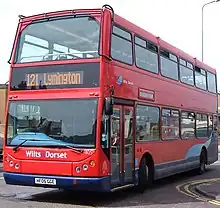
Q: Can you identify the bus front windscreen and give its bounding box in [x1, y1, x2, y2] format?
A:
[6, 99, 97, 148]
[15, 16, 100, 63]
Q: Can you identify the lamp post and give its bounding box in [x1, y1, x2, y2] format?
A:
[202, 0, 220, 61]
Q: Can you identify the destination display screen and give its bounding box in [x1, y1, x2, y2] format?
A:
[10, 62, 100, 90]
[25, 71, 83, 87]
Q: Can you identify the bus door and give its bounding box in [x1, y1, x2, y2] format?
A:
[110, 104, 134, 187]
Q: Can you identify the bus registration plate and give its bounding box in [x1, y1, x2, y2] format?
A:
[34, 178, 56, 185]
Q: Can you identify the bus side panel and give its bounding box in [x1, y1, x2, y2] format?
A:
[153, 136, 217, 179]
[135, 137, 217, 180]
[206, 131, 218, 164]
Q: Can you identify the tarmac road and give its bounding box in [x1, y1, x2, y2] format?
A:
[1, 157, 220, 208]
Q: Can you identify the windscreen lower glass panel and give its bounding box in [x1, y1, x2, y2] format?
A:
[15, 16, 100, 63]
[7, 99, 97, 148]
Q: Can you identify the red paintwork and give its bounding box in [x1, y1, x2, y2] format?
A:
[4, 8, 109, 178]
[8, 88, 100, 100]
[103, 60, 217, 113]
[4, 148, 106, 177]
[101, 12, 217, 168]
[3, 6, 217, 180]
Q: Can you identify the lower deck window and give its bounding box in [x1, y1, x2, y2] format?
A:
[162, 109, 179, 139]
[136, 105, 160, 141]
[181, 112, 195, 139]
[196, 114, 208, 137]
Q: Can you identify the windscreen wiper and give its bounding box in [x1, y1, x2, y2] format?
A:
[13, 138, 84, 154]
[53, 144, 84, 154]
[13, 139, 49, 152]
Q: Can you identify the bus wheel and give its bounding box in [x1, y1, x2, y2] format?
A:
[197, 150, 207, 175]
[136, 157, 152, 193]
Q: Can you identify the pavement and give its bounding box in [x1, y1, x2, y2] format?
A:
[195, 180, 220, 200]
[194, 150, 220, 200]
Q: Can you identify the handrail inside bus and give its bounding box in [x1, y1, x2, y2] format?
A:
[19, 51, 98, 61]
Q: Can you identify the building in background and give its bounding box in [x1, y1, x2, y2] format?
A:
[0, 83, 8, 159]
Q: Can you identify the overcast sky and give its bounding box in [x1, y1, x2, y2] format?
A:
[1, 0, 220, 89]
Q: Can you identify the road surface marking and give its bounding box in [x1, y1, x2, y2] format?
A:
[209, 200, 220, 206]
[176, 178, 220, 206]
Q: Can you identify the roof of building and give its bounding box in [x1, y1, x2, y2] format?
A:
[0, 84, 8, 89]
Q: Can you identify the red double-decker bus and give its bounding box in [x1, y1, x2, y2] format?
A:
[3, 5, 218, 192]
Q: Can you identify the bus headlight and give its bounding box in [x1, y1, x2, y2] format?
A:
[15, 164, 19, 169]
[9, 161, 14, 167]
[82, 164, 88, 171]
[75, 166, 81, 173]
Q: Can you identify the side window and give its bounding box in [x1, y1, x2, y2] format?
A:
[111, 25, 133, 65]
[207, 72, 217, 93]
[160, 49, 178, 80]
[196, 114, 208, 138]
[195, 66, 207, 90]
[179, 58, 194, 86]
[213, 115, 218, 130]
[181, 112, 195, 139]
[134, 36, 158, 73]
[136, 105, 160, 141]
[162, 109, 179, 139]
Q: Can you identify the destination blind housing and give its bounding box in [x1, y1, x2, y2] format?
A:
[10, 62, 100, 90]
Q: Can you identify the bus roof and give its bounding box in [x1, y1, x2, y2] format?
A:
[17, 7, 216, 74]
[18, 8, 102, 23]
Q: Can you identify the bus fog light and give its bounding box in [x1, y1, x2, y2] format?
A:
[9, 161, 14, 167]
[15, 164, 19, 169]
[82, 164, 88, 171]
[76, 166, 81, 173]
[5, 156, 10, 162]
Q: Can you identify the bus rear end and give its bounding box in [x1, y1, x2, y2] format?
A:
[3, 6, 114, 192]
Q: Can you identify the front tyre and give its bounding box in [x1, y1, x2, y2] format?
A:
[136, 157, 152, 192]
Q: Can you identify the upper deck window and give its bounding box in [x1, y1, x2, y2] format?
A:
[111, 25, 133, 65]
[134, 36, 158, 74]
[195, 66, 207, 90]
[179, 58, 194, 86]
[160, 49, 178, 80]
[15, 16, 100, 63]
[207, 71, 217, 93]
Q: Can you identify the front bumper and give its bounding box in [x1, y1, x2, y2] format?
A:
[3, 172, 110, 192]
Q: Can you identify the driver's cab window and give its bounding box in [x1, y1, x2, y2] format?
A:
[111, 108, 120, 146]
[101, 113, 109, 148]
